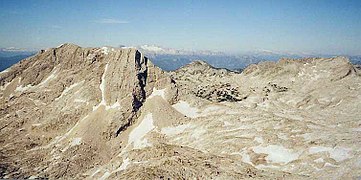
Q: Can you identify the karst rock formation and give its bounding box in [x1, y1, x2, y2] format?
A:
[1, 44, 361, 179]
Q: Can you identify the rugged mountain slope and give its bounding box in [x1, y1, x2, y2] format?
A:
[0, 44, 179, 178]
[1, 45, 360, 179]
[169, 57, 361, 179]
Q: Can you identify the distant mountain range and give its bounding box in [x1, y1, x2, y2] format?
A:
[1, 45, 360, 72]
[138, 45, 361, 71]
[0, 48, 36, 71]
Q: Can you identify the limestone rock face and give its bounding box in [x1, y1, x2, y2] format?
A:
[1, 45, 361, 179]
[0, 44, 177, 178]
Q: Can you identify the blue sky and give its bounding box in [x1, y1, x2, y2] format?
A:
[0, 0, 360, 55]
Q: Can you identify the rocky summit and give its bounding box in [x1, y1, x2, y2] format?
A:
[0, 44, 361, 179]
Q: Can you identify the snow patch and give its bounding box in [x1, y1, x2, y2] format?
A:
[63, 115, 89, 138]
[32, 123, 42, 127]
[117, 158, 130, 171]
[309, 146, 333, 154]
[191, 126, 207, 139]
[314, 158, 324, 163]
[41, 115, 89, 149]
[93, 64, 109, 110]
[74, 98, 87, 103]
[161, 124, 190, 136]
[252, 145, 300, 164]
[100, 64, 108, 105]
[90, 169, 101, 177]
[148, 87, 166, 99]
[38, 68, 58, 86]
[29, 175, 38, 179]
[239, 149, 252, 164]
[15, 84, 34, 92]
[97, 158, 131, 180]
[128, 113, 155, 149]
[172, 101, 200, 118]
[308, 146, 352, 162]
[254, 137, 264, 144]
[101, 47, 110, 55]
[0, 81, 11, 91]
[55, 82, 81, 101]
[324, 162, 338, 168]
[105, 101, 121, 110]
[99, 171, 111, 180]
[70, 137, 82, 147]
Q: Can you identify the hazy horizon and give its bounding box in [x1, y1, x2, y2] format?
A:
[1, 0, 360, 55]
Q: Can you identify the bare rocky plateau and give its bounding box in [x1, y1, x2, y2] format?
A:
[0, 44, 361, 179]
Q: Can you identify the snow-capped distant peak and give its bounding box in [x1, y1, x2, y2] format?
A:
[140, 45, 164, 52]
[260, 49, 274, 53]
[137, 45, 224, 56]
[1, 47, 29, 52]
